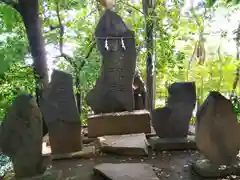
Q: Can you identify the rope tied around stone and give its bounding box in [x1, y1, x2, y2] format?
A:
[95, 36, 133, 51]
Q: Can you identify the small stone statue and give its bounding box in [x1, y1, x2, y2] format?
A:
[133, 68, 146, 110]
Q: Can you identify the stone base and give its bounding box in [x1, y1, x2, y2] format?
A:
[191, 159, 240, 178]
[96, 133, 148, 156]
[50, 145, 97, 161]
[88, 110, 151, 138]
[148, 135, 196, 151]
[48, 122, 82, 154]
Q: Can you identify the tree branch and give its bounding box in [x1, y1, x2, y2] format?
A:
[85, 42, 96, 59]
[56, 2, 64, 55]
[217, 45, 223, 91]
[0, 0, 17, 6]
[118, 0, 144, 14]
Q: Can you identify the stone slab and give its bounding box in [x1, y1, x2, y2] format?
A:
[48, 122, 82, 155]
[146, 126, 195, 138]
[88, 110, 151, 138]
[96, 133, 148, 156]
[191, 159, 240, 178]
[42, 145, 97, 160]
[148, 135, 197, 151]
[93, 163, 159, 180]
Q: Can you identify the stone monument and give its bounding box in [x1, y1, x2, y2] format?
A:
[150, 82, 197, 150]
[192, 91, 240, 178]
[86, 9, 137, 113]
[0, 94, 45, 178]
[86, 9, 151, 137]
[152, 82, 196, 138]
[41, 69, 82, 154]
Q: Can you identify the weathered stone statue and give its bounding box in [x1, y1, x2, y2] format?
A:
[192, 91, 240, 178]
[133, 68, 146, 110]
[152, 82, 196, 138]
[86, 9, 137, 113]
[41, 69, 82, 154]
[0, 94, 45, 179]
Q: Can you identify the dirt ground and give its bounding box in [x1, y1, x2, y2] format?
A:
[3, 146, 239, 180]
[40, 130, 240, 180]
[48, 149, 238, 180]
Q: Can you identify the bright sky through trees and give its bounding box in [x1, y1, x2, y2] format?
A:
[23, 0, 240, 81]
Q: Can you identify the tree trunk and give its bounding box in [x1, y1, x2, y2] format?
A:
[142, 0, 155, 113]
[76, 75, 81, 115]
[14, 0, 49, 136]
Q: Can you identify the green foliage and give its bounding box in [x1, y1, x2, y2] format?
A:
[0, 0, 240, 124]
[0, 4, 28, 74]
[231, 95, 240, 119]
[205, 0, 240, 7]
[0, 62, 35, 120]
[205, 0, 218, 7]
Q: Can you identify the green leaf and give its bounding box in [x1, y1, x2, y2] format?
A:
[232, 0, 240, 5]
[205, 0, 218, 7]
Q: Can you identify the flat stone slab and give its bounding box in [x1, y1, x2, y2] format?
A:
[148, 135, 197, 151]
[88, 110, 151, 138]
[96, 133, 148, 156]
[191, 159, 240, 178]
[93, 163, 159, 180]
[51, 146, 97, 161]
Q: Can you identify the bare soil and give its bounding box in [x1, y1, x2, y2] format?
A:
[4, 146, 239, 180]
[49, 150, 237, 180]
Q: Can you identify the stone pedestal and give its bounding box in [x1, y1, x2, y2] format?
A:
[88, 110, 151, 138]
[148, 135, 196, 151]
[96, 133, 148, 156]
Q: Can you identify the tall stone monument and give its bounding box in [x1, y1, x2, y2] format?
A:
[41, 69, 82, 154]
[86, 9, 137, 113]
[86, 9, 151, 137]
